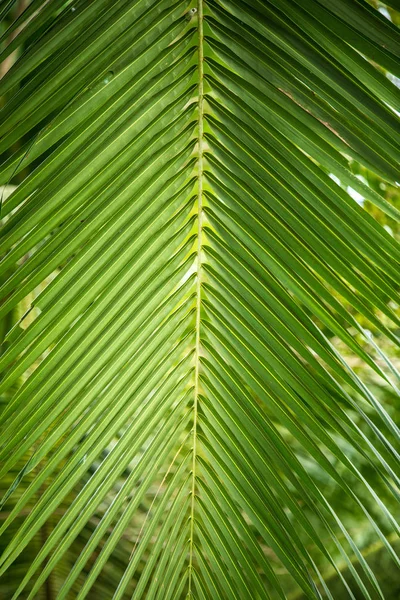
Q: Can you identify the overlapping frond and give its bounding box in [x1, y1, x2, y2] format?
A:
[0, 0, 400, 598]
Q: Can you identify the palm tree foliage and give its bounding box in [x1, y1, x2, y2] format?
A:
[0, 0, 400, 597]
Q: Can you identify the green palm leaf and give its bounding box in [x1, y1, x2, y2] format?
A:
[1, 0, 400, 598]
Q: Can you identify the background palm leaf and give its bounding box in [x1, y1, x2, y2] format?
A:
[1, 0, 400, 598]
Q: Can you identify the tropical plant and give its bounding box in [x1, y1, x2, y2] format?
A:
[0, 0, 400, 598]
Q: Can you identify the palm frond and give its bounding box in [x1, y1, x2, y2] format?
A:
[1, 1, 400, 598]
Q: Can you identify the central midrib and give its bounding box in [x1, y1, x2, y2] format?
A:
[187, 0, 204, 597]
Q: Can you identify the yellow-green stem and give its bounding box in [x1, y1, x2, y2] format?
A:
[187, 1, 203, 597]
